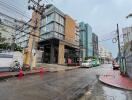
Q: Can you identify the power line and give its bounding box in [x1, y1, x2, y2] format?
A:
[0, 1, 31, 19]
[0, 12, 34, 28]
[0, 21, 45, 40]
[1, 0, 29, 15]
[0, 0, 30, 17]
[99, 30, 116, 39]
[98, 33, 123, 43]
[0, 6, 30, 21]
[98, 38, 112, 42]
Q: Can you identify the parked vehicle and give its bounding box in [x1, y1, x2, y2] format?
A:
[91, 59, 100, 67]
[81, 60, 92, 68]
[9, 60, 21, 72]
[112, 60, 120, 70]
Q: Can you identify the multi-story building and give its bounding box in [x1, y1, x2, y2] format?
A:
[122, 27, 132, 79]
[15, 23, 30, 48]
[38, 5, 79, 64]
[79, 22, 93, 60]
[92, 33, 98, 58]
[0, 19, 14, 45]
[98, 45, 112, 63]
[15, 5, 80, 65]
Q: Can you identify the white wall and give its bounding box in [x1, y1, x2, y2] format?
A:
[0, 52, 23, 68]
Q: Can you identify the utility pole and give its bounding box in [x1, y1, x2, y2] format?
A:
[24, 0, 45, 69]
[117, 24, 122, 73]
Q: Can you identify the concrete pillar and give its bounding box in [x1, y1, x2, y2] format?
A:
[58, 41, 64, 65]
[50, 40, 55, 64]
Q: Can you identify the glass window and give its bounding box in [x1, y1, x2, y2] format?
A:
[54, 32, 58, 37]
[55, 23, 59, 32]
[41, 18, 46, 27]
[47, 13, 54, 23]
[45, 23, 53, 32]
[60, 16, 64, 25]
[41, 26, 46, 34]
[55, 13, 59, 22]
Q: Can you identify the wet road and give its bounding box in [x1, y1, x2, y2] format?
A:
[0, 64, 131, 100]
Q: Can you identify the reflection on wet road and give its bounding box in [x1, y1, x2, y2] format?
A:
[0, 64, 131, 100]
[80, 65, 132, 100]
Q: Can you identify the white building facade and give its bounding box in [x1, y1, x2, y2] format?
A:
[122, 27, 132, 79]
[98, 45, 112, 62]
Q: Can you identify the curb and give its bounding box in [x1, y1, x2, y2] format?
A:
[99, 76, 132, 91]
[0, 73, 17, 80]
[0, 67, 80, 80]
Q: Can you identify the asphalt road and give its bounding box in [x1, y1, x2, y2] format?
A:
[0, 64, 131, 100]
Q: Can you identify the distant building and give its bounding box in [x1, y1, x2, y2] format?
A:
[98, 45, 112, 63]
[122, 27, 132, 79]
[15, 23, 30, 48]
[0, 19, 14, 44]
[92, 33, 98, 58]
[79, 22, 93, 60]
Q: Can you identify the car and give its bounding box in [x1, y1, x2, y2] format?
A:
[112, 60, 120, 70]
[91, 59, 100, 67]
[81, 60, 92, 68]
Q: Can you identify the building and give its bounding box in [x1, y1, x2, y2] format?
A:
[122, 27, 132, 44]
[122, 27, 132, 79]
[14, 5, 79, 65]
[92, 33, 98, 58]
[98, 45, 112, 63]
[38, 5, 79, 64]
[0, 19, 14, 45]
[15, 23, 30, 48]
[79, 22, 93, 60]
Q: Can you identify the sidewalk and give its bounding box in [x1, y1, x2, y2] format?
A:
[99, 70, 132, 90]
[36, 63, 80, 72]
[0, 64, 80, 79]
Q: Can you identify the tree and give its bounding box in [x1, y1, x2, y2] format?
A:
[11, 43, 23, 52]
[0, 32, 6, 43]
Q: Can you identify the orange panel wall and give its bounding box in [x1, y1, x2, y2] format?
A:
[64, 15, 76, 43]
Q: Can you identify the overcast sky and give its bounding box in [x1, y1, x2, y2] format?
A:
[1, 0, 132, 57]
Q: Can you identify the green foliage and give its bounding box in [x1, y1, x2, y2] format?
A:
[10, 43, 23, 52]
[0, 32, 23, 52]
[0, 43, 10, 50]
[0, 43, 23, 52]
[85, 56, 89, 60]
[0, 32, 6, 43]
[85, 56, 97, 60]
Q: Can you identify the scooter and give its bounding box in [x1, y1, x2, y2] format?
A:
[9, 61, 21, 72]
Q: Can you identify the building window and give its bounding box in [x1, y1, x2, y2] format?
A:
[47, 13, 54, 23]
[44, 23, 54, 33]
[55, 13, 64, 25]
[54, 23, 59, 32]
[55, 13, 59, 22]
[54, 23, 64, 34]
[59, 25, 64, 33]
[41, 18, 46, 26]
[60, 16, 64, 25]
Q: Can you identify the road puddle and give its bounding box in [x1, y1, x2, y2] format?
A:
[79, 81, 132, 100]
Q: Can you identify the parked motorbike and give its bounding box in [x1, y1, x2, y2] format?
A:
[9, 60, 21, 72]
